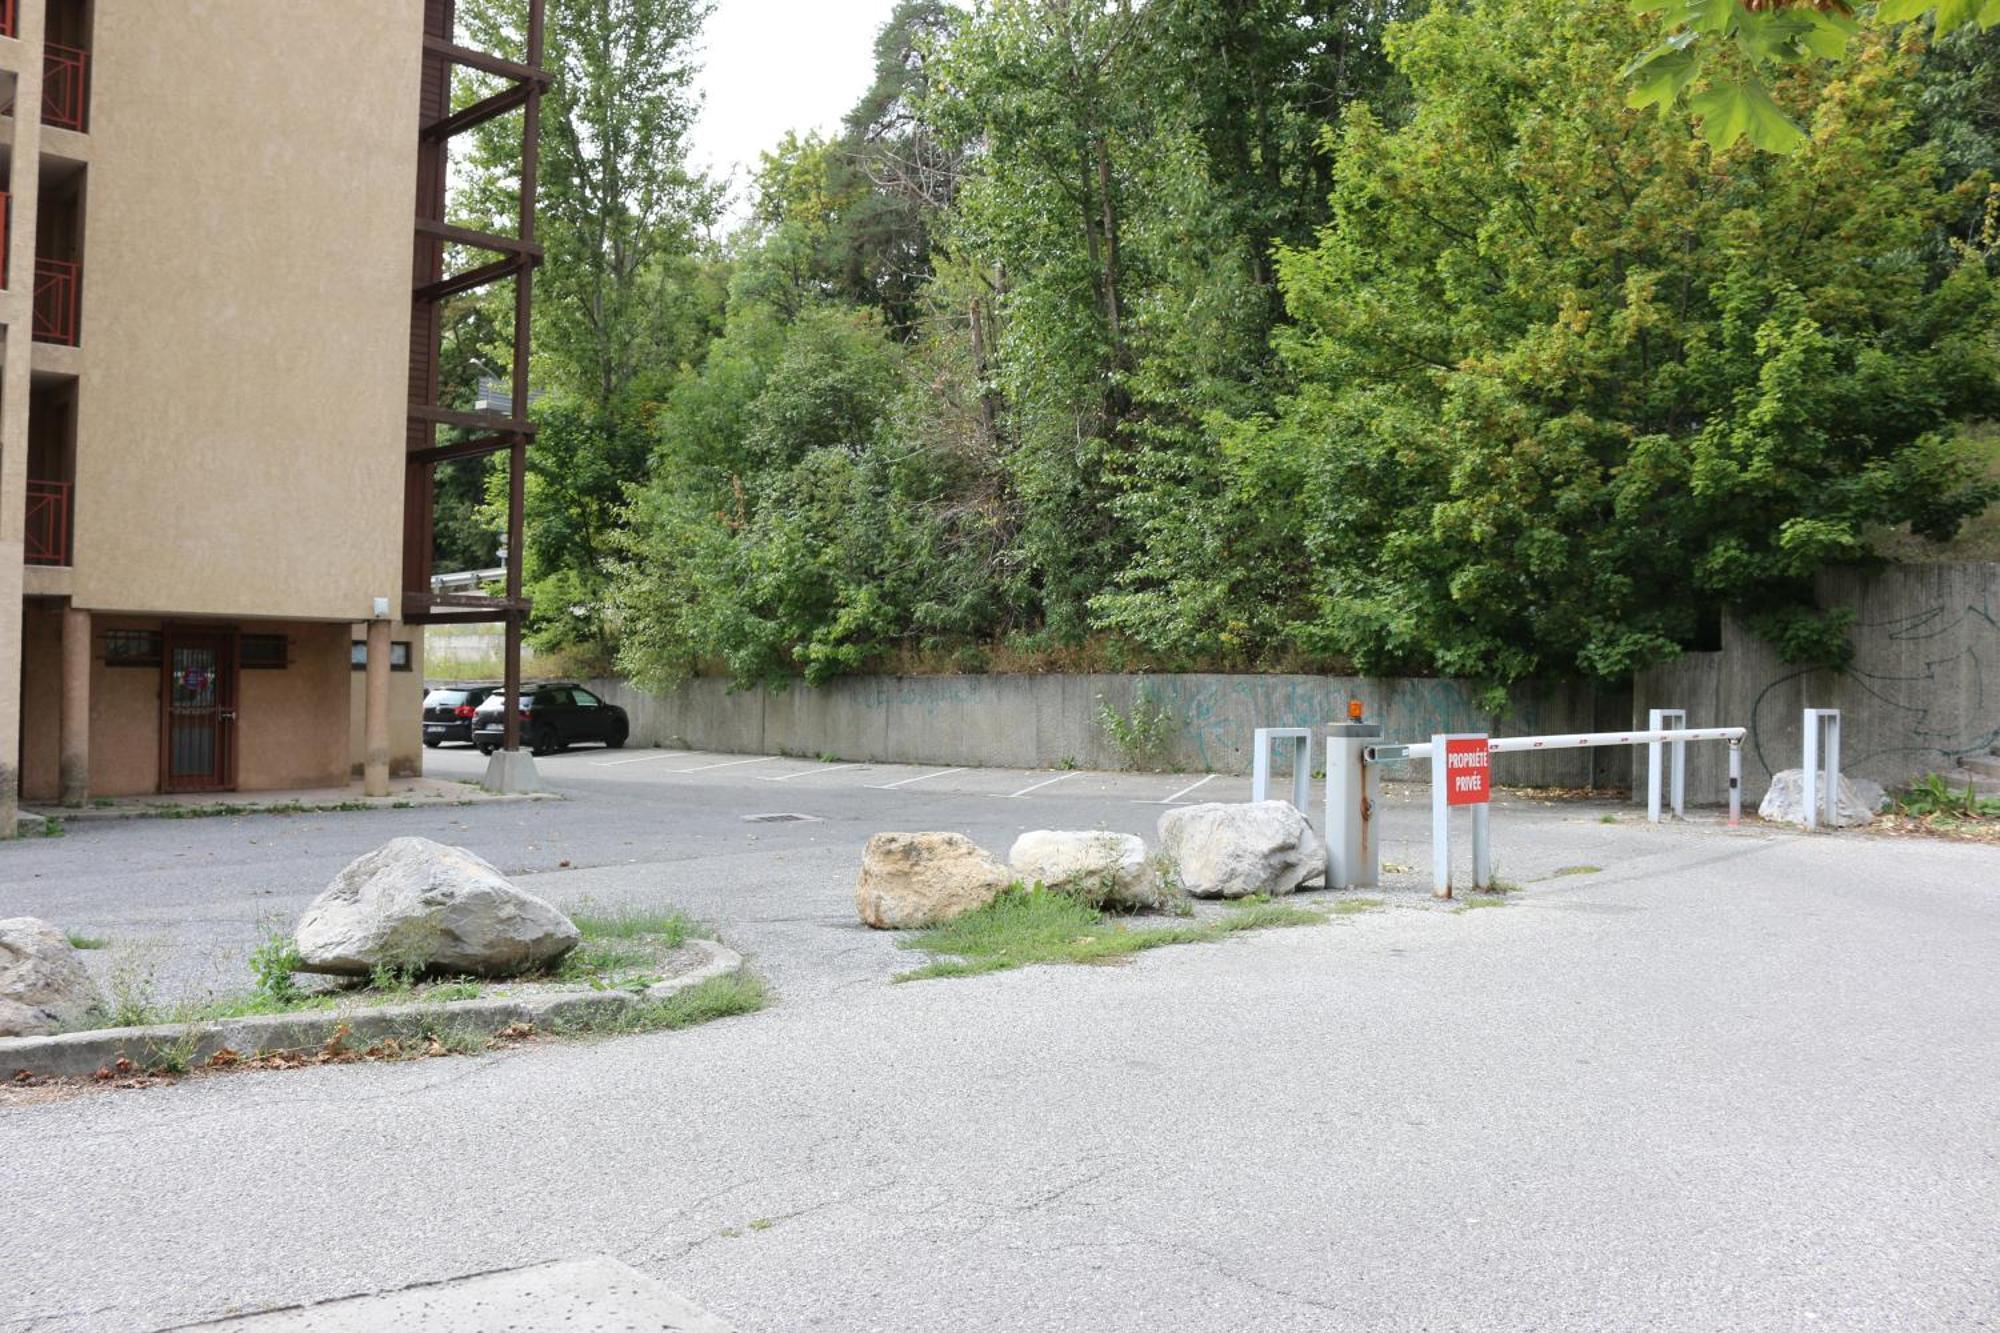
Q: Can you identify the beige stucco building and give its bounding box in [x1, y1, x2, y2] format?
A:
[0, 0, 435, 828]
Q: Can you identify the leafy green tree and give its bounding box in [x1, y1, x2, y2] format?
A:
[1237, 0, 1998, 689]
[454, 0, 722, 650]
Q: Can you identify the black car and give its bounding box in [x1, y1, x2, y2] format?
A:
[421, 684, 498, 747]
[472, 682, 629, 756]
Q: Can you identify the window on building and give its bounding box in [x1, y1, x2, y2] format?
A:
[351, 640, 413, 672]
[239, 634, 289, 670]
[103, 629, 162, 667]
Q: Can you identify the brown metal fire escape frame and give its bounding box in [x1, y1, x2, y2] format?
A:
[404, 0, 546, 752]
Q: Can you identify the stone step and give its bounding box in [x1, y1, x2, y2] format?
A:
[1956, 752, 2000, 779]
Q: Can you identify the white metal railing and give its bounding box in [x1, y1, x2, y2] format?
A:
[1343, 719, 1748, 898]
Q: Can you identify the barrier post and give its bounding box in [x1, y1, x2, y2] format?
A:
[1324, 722, 1381, 889]
[1251, 727, 1312, 812]
[1430, 732, 1491, 899]
[1802, 708, 1841, 830]
[1646, 708, 1687, 823]
[1431, 736, 1451, 899]
[1728, 740, 1742, 828]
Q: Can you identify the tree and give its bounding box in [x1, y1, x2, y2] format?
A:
[455, 0, 722, 651]
[1238, 0, 1998, 690]
[1626, 0, 2000, 153]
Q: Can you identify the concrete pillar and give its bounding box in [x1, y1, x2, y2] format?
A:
[363, 618, 391, 797]
[58, 605, 89, 806]
[0, 3, 50, 837]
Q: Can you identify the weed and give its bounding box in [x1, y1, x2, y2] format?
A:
[568, 903, 694, 945]
[1327, 897, 1385, 916]
[1382, 861, 1414, 874]
[426, 982, 484, 1003]
[894, 885, 1323, 982]
[1598, 813, 1619, 824]
[1094, 680, 1179, 771]
[149, 1022, 203, 1076]
[720, 1228, 743, 1239]
[818, 752, 842, 764]
[104, 941, 163, 1027]
[1454, 896, 1510, 912]
[1057, 755, 1079, 771]
[64, 932, 108, 951]
[92, 798, 116, 808]
[1552, 864, 1602, 877]
[38, 817, 65, 838]
[749, 1218, 776, 1232]
[1479, 878, 1523, 895]
[248, 916, 303, 1004]
[1895, 774, 2000, 821]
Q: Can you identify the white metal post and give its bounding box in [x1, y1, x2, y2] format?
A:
[1471, 802, 1491, 890]
[1324, 723, 1381, 889]
[1728, 740, 1742, 828]
[1802, 710, 1822, 831]
[1430, 734, 1451, 899]
[1802, 708, 1842, 830]
[1647, 709, 1687, 823]
[1250, 727, 1312, 812]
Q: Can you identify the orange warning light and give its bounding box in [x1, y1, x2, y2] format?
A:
[1347, 698, 1364, 721]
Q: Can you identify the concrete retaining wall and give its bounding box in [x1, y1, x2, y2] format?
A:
[1632, 562, 2000, 803]
[590, 672, 1632, 788]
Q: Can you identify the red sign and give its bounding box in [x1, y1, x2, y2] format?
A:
[1444, 736, 1490, 806]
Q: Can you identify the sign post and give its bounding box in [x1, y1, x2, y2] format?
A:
[1430, 733, 1491, 899]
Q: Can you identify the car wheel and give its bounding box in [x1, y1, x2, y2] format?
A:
[477, 744, 496, 756]
[607, 725, 628, 750]
[423, 738, 442, 749]
[532, 726, 559, 757]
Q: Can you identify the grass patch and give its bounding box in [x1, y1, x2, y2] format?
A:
[893, 886, 1326, 983]
[1453, 895, 1511, 912]
[551, 971, 769, 1035]
[1552, 864, 1602, 877]
[65, 932, 108, 950]
[1598, 813, 1619, 824]
[1327, 897, 1385, 916]
[569, 903, 694, 946]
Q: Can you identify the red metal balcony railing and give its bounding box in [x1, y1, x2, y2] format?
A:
[0, 190, 8, 289]
[26, 479, 71, 566]
[33, 256, 78, 344]
[1, 1, 17, 41]
[43, 42, 87, 131]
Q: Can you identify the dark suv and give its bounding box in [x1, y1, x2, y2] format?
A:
[472, 683, 630, 756]
[421, 684, 498, 748]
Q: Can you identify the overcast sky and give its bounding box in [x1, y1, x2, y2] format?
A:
[690, 0, 906, 225]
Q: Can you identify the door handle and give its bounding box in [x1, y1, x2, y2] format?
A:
[219, 710, 238, 722]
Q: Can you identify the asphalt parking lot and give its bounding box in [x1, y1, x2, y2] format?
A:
[3, 743, 1997, 1331]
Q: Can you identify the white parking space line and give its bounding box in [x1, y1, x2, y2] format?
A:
[593, 751, 690, 767]
[868, 767, 966, 790]
[1005, 772, 1078, 799]
[758, 763, 862, 782]
[669, 755, 782, 773]
[1147, 773, 1217, 805]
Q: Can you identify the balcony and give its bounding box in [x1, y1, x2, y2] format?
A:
[43, 41, 86, 131]
[0, 41, 89, 131]
[26, 479, 70, 566]
[33, 256, 78, 344]
[0, 2, 14, 40]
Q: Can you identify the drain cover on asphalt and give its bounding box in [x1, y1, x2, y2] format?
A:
[742, 812, 821, 823]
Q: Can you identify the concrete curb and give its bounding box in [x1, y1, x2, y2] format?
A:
[23, 790, 557, 824]
[1, 939, 745, 1080]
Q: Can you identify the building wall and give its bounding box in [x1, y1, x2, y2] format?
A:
[592, 673, 1632, 787]
[1633, 562, 2000, 803]
[347, 621, 427, 778]
[19, 615, 376, 801]
[68, 0, 423, 621]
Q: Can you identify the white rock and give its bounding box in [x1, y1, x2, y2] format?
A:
[1758, 769, 1885, 828]
[295, 837, 579, 977]
[1158, 801, 1325, 899]
[0, 917, 103, 1037]
[1009, 830, 1161, 909]
[856, 832, 1012, 929]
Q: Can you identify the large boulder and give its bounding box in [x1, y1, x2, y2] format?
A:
[1758, 769, 1887, 829]
[0, 917, 103, 1037]
[1009, 830, 1161, 910]
[295, 837, 579, 977]
[856, 832, 1011, 930]
[1158, 801, 1325, 899]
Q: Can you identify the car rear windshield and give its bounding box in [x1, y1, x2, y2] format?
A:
[425, 690, 471, 706]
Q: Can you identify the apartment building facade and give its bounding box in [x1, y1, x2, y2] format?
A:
[0, 1, 448, 831]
